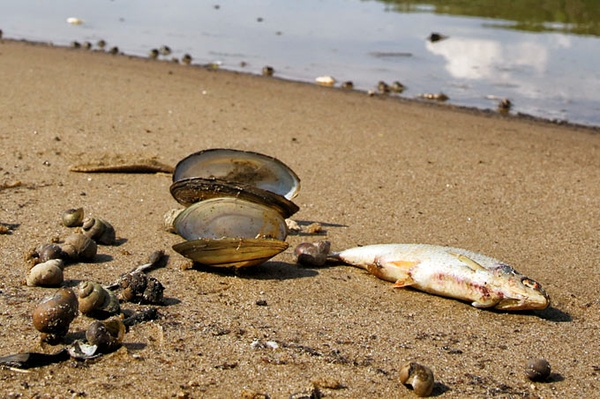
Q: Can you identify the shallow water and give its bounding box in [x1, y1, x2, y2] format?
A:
[1, 0, 599, 126]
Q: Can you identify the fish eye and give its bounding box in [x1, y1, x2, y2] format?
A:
[521, 278, 540, 290]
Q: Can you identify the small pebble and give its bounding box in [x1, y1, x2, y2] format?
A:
[256, 300, 268, 306]
[182, 54, 192, 65]
[262, 66, 274, 76]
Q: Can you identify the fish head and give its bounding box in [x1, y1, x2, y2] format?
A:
[493, 266, 550, 310]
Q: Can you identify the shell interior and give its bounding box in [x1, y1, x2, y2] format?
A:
[172, 238, 289, 268]
[170, 177, 299, 218]
[173, 197, 288, 242]
[172, 148, 301, 200]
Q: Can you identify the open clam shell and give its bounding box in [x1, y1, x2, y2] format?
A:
[172, 197, 289, 268]
[172, 148, 301, 200]
[170, 177, 299, 218]
[174, 197, 288, 241]
[173, 238, 289, 268]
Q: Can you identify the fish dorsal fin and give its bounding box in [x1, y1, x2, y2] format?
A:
[449, 252, 486, 272]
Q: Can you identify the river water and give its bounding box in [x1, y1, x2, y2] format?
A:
[1, 0, 599, 127]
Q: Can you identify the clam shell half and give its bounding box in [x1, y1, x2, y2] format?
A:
[173, 238, 289, 268]
[172, 148, 301, 200]
[170, 177, 299, 218]
[172, 197, 289, 268]
[173, 197, 288, 241]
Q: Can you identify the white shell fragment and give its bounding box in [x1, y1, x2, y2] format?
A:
[315, 76, 336, 87]
[66, 17, 83, 25]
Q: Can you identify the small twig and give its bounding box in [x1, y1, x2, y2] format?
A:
[0, 349, 70, 369]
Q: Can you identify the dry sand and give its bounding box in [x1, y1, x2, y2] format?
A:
[0, 39, 599, 398]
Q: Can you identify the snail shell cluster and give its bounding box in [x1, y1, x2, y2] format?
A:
[77, 281, 120, 316]
[86, 317, 126, 353]
[168, 149, 301, 268]
[399, 362, 435, 397]
[26, 233, 97, 267]
[32, 288, 79, 343]
[120, 271, 164, 304]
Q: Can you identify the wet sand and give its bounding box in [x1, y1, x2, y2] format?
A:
[1, 39, 599, 398]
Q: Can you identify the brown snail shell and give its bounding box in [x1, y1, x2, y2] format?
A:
[32, 288, 79, 342]
[26, 259, 65, 287]
[82, 217, 116, 245]
[36, 243, 65, 263]
[77, 281, 120, 316]
[62, 207, 84, 227]
[86, 317, 125, 353]
[61, 233, 97, 261]
[526, 358, 551, 381]
[399, 362, 434, 397]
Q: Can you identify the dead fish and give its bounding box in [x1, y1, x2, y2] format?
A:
[330, 244, 550, 311]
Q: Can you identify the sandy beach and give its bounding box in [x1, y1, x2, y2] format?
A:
[1, 39, 599, 398]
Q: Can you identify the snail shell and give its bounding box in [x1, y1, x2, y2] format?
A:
[26, 259, 65, 287]
[86, 317, 125, 353]
[77, 281, 120, 316]
[61, 233, 97, 262]
[82, 217, 116, 245]
[62, 207, 84, 227]
[294, 241, 331, 267]
[399, 362, 434, 397]
[36, 243, 65, 263]
[526, 358, 551, 381]
[32, 288, 79, 342]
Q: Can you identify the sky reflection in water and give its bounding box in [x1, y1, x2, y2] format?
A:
[1, 0, 599, 126]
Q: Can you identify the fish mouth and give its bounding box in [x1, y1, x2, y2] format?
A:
[495, 293, 550, 311]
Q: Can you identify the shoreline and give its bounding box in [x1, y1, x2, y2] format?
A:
[1, 38, 599, 398]
[5, 37, 600, 133]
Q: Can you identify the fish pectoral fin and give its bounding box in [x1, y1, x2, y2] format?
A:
[449, 252, 486, 272]
[471, 299, 497, 308]
[393, 275, 416, 288]
[367, 259, 419, 286]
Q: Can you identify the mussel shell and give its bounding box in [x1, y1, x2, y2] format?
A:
[173, 237, 289, 268]
[173, 197, 288, 241]
[170, 177, 299, 218]
[172, 149, 301, 200]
